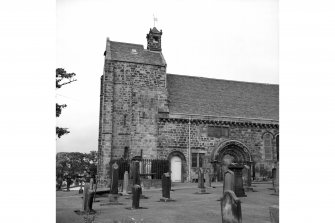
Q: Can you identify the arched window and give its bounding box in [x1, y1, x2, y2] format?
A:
[276, 135, 279, 161]
[263, 133, 273, 160]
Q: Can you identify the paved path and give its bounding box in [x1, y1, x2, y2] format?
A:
[57, 182, 278, 223]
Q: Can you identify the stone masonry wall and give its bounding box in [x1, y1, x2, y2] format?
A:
[98, 58, 168, 185]
[158, 119, 279, 182]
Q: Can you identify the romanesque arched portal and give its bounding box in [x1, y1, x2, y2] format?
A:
[212, 140, 253, 183]
[214, 140, 252, 164]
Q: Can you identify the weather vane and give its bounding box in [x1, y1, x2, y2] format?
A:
[153, 14, 158, 27]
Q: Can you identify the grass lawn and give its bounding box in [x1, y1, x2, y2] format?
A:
[57, 182, 278, 223]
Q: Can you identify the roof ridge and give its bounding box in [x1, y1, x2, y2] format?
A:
[166, 73, 278, 86]
[109, 40, 144, 47]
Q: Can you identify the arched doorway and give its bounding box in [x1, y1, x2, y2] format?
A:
[167, 151, 186, 183]
[215, 140, 252, 164]
[212, 140, 253, 183]
[170, 156, 181, 182]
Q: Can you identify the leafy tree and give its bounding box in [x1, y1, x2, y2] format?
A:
[56, 68, 77, 138]
[56, 151, 98, 191]
[83, 151, 98, 177]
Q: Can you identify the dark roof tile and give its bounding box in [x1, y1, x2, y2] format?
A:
[166, 74, 279, 121]
[109, 41, 166, 66]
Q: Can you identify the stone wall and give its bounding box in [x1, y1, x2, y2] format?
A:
[157, 118, 279, 182]
[98, 57, 168, 185]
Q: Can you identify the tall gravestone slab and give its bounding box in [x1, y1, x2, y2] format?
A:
[160, 172, 175, 202]
[81, 183, 95, 213]
[162, 173, 170, 199]
[198, 169, 206, 193]
[269, 205, 279, 223]
[274, 162, 279, 195]
[133, 161, 141, 190]
[205, 171, 211, 188]
[132, 184, 141, 209]
[110, 163, 119, 194]
[229, 165, 246, 197]
[125, 184, 148, 210]
[79, 181, 83, 194]
[132, 161, 148, 199]
[100, 162, 123, 206]
[220, 190, 242, 223]
[223, 170, 235, 192]
[122, 171, 130, 195]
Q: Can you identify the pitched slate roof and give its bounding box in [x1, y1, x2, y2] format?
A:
[166, 74, 279, 121]
[108, 41, 166, 66]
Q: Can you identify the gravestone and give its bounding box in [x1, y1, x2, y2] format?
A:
[79, 181, 83, 194]
[274, 162, 279, 195]
[223, 170, 235, 192]
[272, 168, 276, 187]
[160, 172, 175, 202]
[66, 177, 71, 191]
[205, 171, 211, 188]
[89, 178, 94, 190]
[132, 161, 148, 199]
[243, 165, 253, 192]
[132, 184, 141, 209]
[109, 162, 119, 202]
[220, 190, 242, 223]
[229, 165, 246, 197]
[133, 161, 141, 190]
[100, 162, 123, 206]
[269, 205, 279, 223]
[82, 183, 95, 213]
[162, 173, 170, 199]
[122, 171, 129, 195]
[198, 169, 206, 193]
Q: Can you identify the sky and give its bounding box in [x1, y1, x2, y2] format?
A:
[56, 0, 278, 153]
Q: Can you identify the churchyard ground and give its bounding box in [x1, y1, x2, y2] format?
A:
[56, 181, 278, 223]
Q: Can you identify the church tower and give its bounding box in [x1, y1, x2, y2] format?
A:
[146, 27, 162, 51]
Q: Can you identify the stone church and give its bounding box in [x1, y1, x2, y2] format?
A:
[97, 27, 279, 185]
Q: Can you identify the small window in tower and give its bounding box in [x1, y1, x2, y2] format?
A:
[153, 36, 159, 43]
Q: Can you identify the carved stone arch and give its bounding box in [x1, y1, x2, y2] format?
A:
[167, 150, 186, 162]
[213, 140, 253, 164]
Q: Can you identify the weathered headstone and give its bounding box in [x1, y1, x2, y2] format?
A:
[108, 162, 119, 202]
[162, 173, 170, 199]
[89, 178, 94, 190]
[133, 161, 141, 190]
[100, 162, 123, 206]
[110, 162, 119, 195]
[220, 190, 242, 223]
[229, 165, 246, 197]
[274, 162, 279, 195]
[122, 171, 129, 195]
[269, 205, 279, 223]
[160, 172, 175, 202]
[223, 170, 235, 192]
[79, 181, 83, 194]
[132, 184, 141, 209]
[205, 171, 211, 188]
[82, 182, 94, 213]
[272, 167, 276, 187]
[198, 168, 206, 193]
[132, 161, 148, 199]
[66, 177, 71, 191]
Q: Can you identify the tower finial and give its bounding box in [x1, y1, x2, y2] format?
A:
[153, 14, 158, 27]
